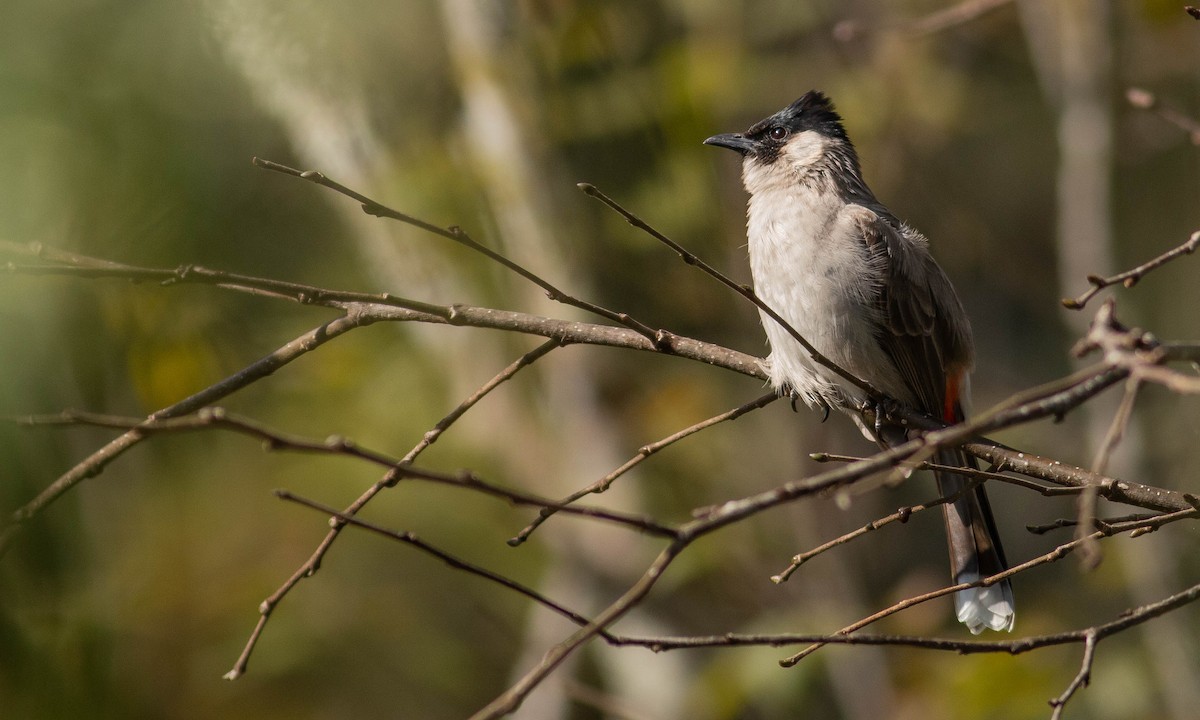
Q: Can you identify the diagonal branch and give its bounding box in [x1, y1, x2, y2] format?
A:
[252, 158, 672, 347]
[832, 0, 1015, 43]
[771, 479, 983, 583]
[11, 407, 673, 537]
[1050, 630, 1098, 720]
[780, 509, 1199, 666]
[1062, 229, 1200, 309]
[606, 577, 1200, 656]
[1125, 88, 1200, 145]
[509, 391, 778, 545]
[2, 241, 767, 382]
[0, 312, 369, 556]
[470, 540, 686, 719]
[275, 490, 610, 636]
[223, 340, 619, 679]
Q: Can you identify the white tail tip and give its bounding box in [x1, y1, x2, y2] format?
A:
[954, 576, 1015, 634]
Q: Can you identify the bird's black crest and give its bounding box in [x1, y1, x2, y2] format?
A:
[705, 90, 861, 180]
[748, 90, 849, 143]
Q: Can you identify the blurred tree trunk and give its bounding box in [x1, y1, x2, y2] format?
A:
[1019, 1, 1200, 716]
[436, 1, 688, 717]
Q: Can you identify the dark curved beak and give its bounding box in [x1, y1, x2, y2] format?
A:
[704, 133, 755, 155]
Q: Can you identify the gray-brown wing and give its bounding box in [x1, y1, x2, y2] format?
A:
[849, 207, 974, 417]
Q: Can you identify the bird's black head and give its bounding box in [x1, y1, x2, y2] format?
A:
[704, 91, 850, 165]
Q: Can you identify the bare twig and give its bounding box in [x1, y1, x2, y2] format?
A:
[470, 541, 686, 719]
[470, 434, 946, 717]
[1125, 88, 1200, 146]
[905, 0, 1014, 35]
[832, 0, 1014, 42]
[1026, 513, 1158, 535]
[1074, 299, 1200, 395]
[607, 579, 1200, 655]
[771, 480, 982, 584]
[779, 506, 1200, 667]
[273, 484, 1200, 715]
[812, 452, 1086, 497]
[0, 240, 454, 316]
[252, 158, 672, 348]
[1063, 230, 1200, 309]
[274, 490, 609, 635]
[892, 353, 1192, 513]
[223, 340, 610, 679]
[509, 392, 778, 545]
[1050, 630, 1098, 719]
[478, 483, 1200, 717]
[1090, 377, 1142, 478]
[1077, 376, 1143, 568]
[1, 242, 767, 383]
[0, 313, 369, 556]
[12, 407, 675, 536]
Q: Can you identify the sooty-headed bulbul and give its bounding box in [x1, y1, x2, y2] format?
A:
[705, 91, 1014, 634]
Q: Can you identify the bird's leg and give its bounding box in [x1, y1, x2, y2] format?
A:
[864, 395, 907, 447]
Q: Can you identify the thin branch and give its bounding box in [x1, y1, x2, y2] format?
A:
[271, 495, 1197, 667]
[1073, 301, 1200, 397]
[402, 340, 562, 465]
[1062, 230, 1200, 309]
[780, 509, 1200, 666]
[891, 356, 1191, 513]
[603, 582, 1190, 654]
[0, 240, 453, 316]
[0, 313, 368, 556]
[274, 490, 606, 635]
[12, 407, 675, 536]
[1029, 507, 1200, 539]
[905, 0, 1015, 36]
[576, 186, 1177, 513]
[677, 362, 1190, 553]
[470, 541, 686, 719]
[1050, 630, 1097, 720]
[13, 229, 1200, 713]
[812, 452, 1086, 497]
[832, 0, 1014, 42]
[478, 497, 1200, 717]
[771, 480, 982, 584]
[225, 340, 598, 679]
[252, 158, 671, 348]
[471, 432, 944, 717]
[1077, 376, 1143, 569]
[1026, 513, 1157, 535]
[1125, 88, 1200, 146]
[779, 538, 1090, 667]
[2, 242, 768, 383]
[509, 392, 778, 545]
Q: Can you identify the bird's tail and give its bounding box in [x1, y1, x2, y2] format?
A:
[933, 446, 1015, 634]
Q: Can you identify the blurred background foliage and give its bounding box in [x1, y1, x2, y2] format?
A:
[1, 1, 1198, 718]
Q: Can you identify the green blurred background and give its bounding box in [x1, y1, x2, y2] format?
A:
[2, 1, 1198, 718]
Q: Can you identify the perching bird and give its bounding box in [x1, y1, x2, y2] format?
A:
[705, 91, 1014, 634]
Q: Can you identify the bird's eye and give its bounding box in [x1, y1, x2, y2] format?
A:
[768, 126, 788, 141]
